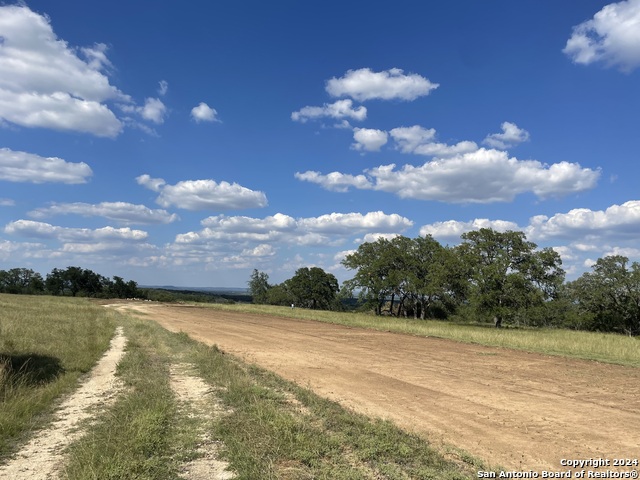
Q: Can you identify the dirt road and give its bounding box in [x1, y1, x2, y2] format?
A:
[128, 303, 640, 471]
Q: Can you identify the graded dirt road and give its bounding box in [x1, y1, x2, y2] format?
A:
[127, 303, 640, 471]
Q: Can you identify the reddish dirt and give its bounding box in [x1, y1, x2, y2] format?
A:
[126, 303, 640, 471]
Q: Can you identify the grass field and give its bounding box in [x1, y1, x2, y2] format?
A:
[0, 294, 481, 479]
[0, 294, 117, 458]
[2, 294, 638, 478]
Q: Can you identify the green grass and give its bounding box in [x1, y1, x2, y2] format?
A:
[62, 319, 198, 480]
[196, 302, 640, 367]
[0, 294, 116, 458]
[60, 302, 478, 479]
[22, 295, 635, 477]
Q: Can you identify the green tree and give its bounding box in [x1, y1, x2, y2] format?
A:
[45, 268, 65, 295]
[0, 268, 44, 294]
[456, 228, 564, 327]
[406, 236, 465, 319]
[248, 269, 271, 304]
[265, 283, 295, 306]
[341, 238, 402, 315]
[285, 267, 339, 310]
[567, 255, 640, 335]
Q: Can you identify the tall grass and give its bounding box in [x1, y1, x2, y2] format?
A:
[200, 303, 640, 367]
[0, 294, 116, 458]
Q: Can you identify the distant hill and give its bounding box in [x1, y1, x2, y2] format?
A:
[141, 285, 249, 294]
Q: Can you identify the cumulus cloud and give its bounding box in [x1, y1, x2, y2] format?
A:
[119, 97, 168, 125]
[390, 125, 478, 157]
[28, 202, 179, 225]
[298, 211, 413, 234]
[136, 174, 267, 211]
[352, 128, 388, 152]
[5, 219, 148, 242]
[297, 148, 600, 203]
[291, 99, 366, 123]
[0, 239, 48, 261]
[414, 200, 640, 277]
[483, 122, 530, 149]
[140, 98, 167, 124]
[175, 211, 411, 247]
[191, 102, 219, 123]
[200, 212, 296, 232]
[135, 174, 166, 192]
[419, 219, 521, 241]
[526, 200, 640, 241]
[326, 68, 439, 101]
[564, 0, 640, 72]
[0, 5, 128, 136]
[0, 148, 92, 184]
[293, 171, 372, 193]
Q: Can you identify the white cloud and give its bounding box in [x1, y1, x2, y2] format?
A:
[158, 80, 168, 96]
[326, 68, 439, 101]
[604, 246, 640, 258]
[0, 198, 15, 206]
[483, 122, 530, 149]
[28, 202, 179, 225]
[291, 99, 366, 123]
[0, 5, 127, 136]
[294, 171, 372, 193]
[390, 125, 436, 152]
[0, 239, 48, 261]
[135, 174, 166, 192]
[137, 174, 267, 211]
[0, 147, 92, 184]
[390, 125, 478, 157]
[5, 220, 148, 242]
[175, 211, 412, 247]
[526, 200, 640, 241]
[242, 244, 276, 257]
[200, 212, 296, 232]
[298, 211, 413, 234]
[191, 102, 219, 123]
[419, 219, 521, 241]
[352, 128, 388, 152]
[120, 97, 167, 125]
[297, 148, 600, 203]
[564, 0, 640, 72]
[414, 200, 640, 278]
[359, 233, 401, 243]
[140, 98, 167, 124]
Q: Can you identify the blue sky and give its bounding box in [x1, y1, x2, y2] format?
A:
[1, 0, 639, 288]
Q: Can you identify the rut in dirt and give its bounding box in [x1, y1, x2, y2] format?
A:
[170, 363, 235, 480]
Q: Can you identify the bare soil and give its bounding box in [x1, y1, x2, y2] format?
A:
[127, 302, 640, 471]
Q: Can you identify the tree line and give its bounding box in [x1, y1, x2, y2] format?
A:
[250, 228, 640, 336]
[0, 266, 139, 299]
[248, 267, 341, 311]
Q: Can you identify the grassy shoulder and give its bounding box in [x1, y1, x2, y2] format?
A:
[66, 308, 478, 479]
[1, 295, 480, 478]
[196, 302, 640, 367]
[0, 293, 116, 458]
